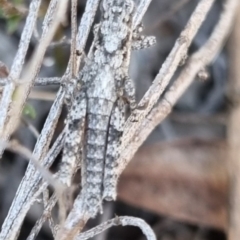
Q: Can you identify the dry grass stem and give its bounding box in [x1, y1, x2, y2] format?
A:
[0, 0, 238, 239]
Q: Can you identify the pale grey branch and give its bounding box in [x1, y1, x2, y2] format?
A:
[0, 77, 61, 87]
[119, 0, 238, 176]
[0, 89, 65, 240]
[0, 0, 68, 157]
[70, 0, 78, 76]
[133, 0, 153, 28]
[1, 0, 237, 240]
[120, 0, 216, 173]
[0, 0, 42, 156]
[27, 195, 57, 240]
[35, 77, 61, 85]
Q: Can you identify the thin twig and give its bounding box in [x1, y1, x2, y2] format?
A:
[0, 3, 67, 236]
[49, 37, 71, 48]
[0, 0, 42, 155]
[21, 118, 40, 139]
[70, 0, 78, 77]
[42, 189, 57, 237]
[118, 0, 238, 175]
[6, 139, 68, 240]
[0, 0, 101, 238]
[0, 125, 65, 240]
[7, 140, 64, 193]
[75, 0, 100, 71]
[2, 1, 236, 240]
[0, 77, 61, 87]
[35, 77, 61, 85]
[0, 0, 68, 156]
[133, 0, 153, 28]
[26, 195, 57, 240]
[119, 0, 216, 173]
[29, 90, 56, 101]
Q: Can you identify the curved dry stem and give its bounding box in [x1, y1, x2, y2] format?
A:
[77, 216, 156, 240]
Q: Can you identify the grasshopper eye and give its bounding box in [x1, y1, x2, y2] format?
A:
[112, 6, 122, 13]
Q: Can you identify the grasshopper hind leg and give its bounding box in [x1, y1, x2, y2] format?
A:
[103, 99, 125, 201]
[59, 91, 86, 187]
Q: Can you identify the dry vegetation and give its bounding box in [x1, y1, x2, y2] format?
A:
[0, 0, 239, 239]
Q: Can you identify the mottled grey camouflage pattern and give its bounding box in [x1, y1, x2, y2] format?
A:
[60, 0, 155, 217]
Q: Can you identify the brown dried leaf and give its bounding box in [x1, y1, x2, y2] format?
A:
[119, 139, 228, 230]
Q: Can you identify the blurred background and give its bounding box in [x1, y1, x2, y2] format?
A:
[0, 0, 235, 239]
